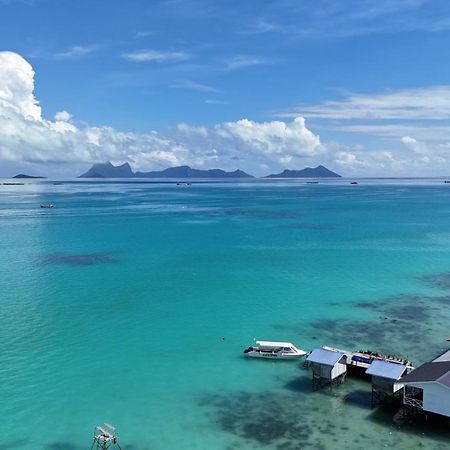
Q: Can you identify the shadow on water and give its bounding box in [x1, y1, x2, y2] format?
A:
[284, 375, 312, 394]
[45, 443, 79, 450]
[44, 441, 151, 450]
[368, 407, 450, 446]
[420, 272, 450, 291]
[342, 389, 372, 410]
[0, 439, 30, 449]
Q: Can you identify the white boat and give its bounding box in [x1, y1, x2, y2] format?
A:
[244, 340, 307, 359]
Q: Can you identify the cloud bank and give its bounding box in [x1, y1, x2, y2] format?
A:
[0, 51, 323, 175]
[278, 86, 450, 120]
[2, 51, 450, 177]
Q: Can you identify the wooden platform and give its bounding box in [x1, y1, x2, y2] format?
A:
[321, 345, 411, 370]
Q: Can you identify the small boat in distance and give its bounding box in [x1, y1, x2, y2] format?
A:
[244, 340, 307, 359]
[350, 181, 358, 185]
[40, 204, 54, 208]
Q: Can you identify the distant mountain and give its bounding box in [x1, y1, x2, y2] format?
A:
[79, 162, 254, 179]
[79, 162, 134, 178]
[135, 165, 253, 178]
[265, 165, 341, 178]
[13, 174, 46, 179]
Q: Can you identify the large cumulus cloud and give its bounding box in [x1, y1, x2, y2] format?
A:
[0, 51, 323, 173]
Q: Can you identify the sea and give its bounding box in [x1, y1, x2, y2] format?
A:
[1, 178, 450, 450]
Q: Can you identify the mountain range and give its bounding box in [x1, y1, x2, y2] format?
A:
[265, 165, 341, 178]
[78, 162, 341, 179]
[79, 162, 253, 178]
[13, 174, 46, 179]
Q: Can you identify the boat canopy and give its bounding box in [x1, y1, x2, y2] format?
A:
[255, 341, 297, 348]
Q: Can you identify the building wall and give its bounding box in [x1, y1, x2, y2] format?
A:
[373, 377, 404, 394]
[423, 383, 450, 417]
[312, 363, 332, 380]
[331, 362, 347, 380]
[392, 381, 404, 393]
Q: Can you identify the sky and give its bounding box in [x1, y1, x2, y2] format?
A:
[2, 0, 450, 177]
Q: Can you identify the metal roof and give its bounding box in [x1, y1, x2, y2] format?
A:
[438, 371, 450, 388]
[365, 360, 408, 380]
[401, 361, 450, 384]
[306, 348, 345, 366]
[433, 349, 450, 363]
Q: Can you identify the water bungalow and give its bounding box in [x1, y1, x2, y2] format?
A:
[401, 349, 450, 419]
[365, 360, 411, 406]
[306, 347, 347, 390]
[305, 345, 411, 393]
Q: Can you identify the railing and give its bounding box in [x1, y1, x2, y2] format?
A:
[404, 396, 423, 409]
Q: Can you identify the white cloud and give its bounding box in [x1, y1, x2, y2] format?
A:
[205, 99, 228, 105]
[170, 79, 220, 93]
[55, 46, 96, 59]
[215, 117, 321, 157]
[122, 49, 191, 63]
[333, 147, 409, 173]
[54, 110, 71, 122]
[278, 86, 450, 120]
[328, 136, 450, 175]
[400, 135, 449, 166]
[0, 52, 191, 167]
[401, 136, 428, 154]
[0, 51, 325, 175]
[0, 51, 41, 120]
[239, 19, 281, 35]
[134, 31, 153, 38]
[330, 124, 450, 141]
[276, 85, 450, 173]
[222, 55, 275, 71]
[176, 122, 208, 137]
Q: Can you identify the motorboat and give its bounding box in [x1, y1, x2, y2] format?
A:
[40, 204, 54, 208]
[244, 340, 307, 359]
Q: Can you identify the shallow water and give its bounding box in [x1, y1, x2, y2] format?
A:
[1, 178, 450, 449]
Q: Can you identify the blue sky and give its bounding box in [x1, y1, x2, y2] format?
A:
[2, 0, 450, 176]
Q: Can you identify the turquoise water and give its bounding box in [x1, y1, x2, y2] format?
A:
[1, 179, 450, 449]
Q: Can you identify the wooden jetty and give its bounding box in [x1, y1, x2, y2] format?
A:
[321, 345, 411, 370]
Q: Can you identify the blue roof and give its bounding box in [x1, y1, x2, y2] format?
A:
[366, 360, 408, 380]
[307, 348, 344, 366]
[433, 349, 450, 363]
